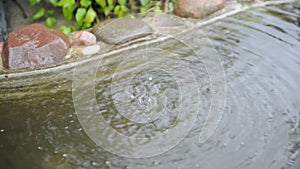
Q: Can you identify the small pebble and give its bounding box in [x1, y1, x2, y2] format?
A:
[82, 45, 101, 55]
[72, 31, 96, 46]
[0, 129, 4, 133]
[62, 154, 68, 158]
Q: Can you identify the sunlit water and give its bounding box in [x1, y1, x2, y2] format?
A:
[1, 1, 300, 169]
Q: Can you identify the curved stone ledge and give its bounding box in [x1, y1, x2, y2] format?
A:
[0, 0, 294, 100]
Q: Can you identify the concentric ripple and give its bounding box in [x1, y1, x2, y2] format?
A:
[72, 25, 226, 157]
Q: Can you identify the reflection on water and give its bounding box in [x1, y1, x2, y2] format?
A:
[1, 1, 300, 169]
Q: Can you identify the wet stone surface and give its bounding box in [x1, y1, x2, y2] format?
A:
[174, 0, 225, 19]
[92, 18, 153, 44]
[1, 24, 70, 70]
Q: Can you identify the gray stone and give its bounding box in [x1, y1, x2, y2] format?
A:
[92, 18, 153, 45]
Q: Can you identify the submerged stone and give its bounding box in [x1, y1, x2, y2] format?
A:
[1, 23, 70, 70]
[174, 0, 225, 19]
[92, 18, 153, 44]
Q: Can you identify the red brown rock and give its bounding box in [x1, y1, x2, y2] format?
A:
[174, 0, 225, 19]
[1, 23, 70, 70]
[71, 31, 96, 46]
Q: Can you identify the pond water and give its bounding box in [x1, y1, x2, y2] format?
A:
[1, 1, 300, 169]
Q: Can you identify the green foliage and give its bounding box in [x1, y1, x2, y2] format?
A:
[32, 8, 45, 20]
[45, 17, 57, 28]
[59, 25, 73, 34]
[30, 0, 41, 7]
[30, 0, 175, 34]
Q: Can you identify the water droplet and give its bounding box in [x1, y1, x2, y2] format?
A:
[130, 94, 135, 99]
[152, 161, 159, 165]
[211, 89, 217, 94]
[62, 154, 68, 158]
[248, 154, 255, 159]
[92, 162, 100, 166]
[105, 160, 111, 165]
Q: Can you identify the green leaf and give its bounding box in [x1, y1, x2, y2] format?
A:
[140, 6, 148, 14]
[118, 0, 127, 6]
[154, 2, 162, 13]
[120, 5, 128, 12]
[75, 8, 87, 21]
[114, 5, 120, 15]
[139, 0, 149, 6]
[62, 4, 76, 22]
[59, 25, 73, 34]
[45, 17, 57, 28]
[75, 8, 87, 29]
[104, 6, 111, 16]
[107, 0, 114, 6]
[46, 10, 55, 16]
[49, 0, 59, 7]
[82, 22, 91, 29]
[30, 0, 41, 8]
[96, 0, 106, 8]
[32, 8, 45, 20]
[118, 11, 124, 18]
[113, 5, 120, 15]
[80, 0, 92, 8]
[57, 0, 75, 7]
[85, 7, 97, 24]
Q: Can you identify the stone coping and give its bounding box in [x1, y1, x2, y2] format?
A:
[0, 0, 294, 76]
